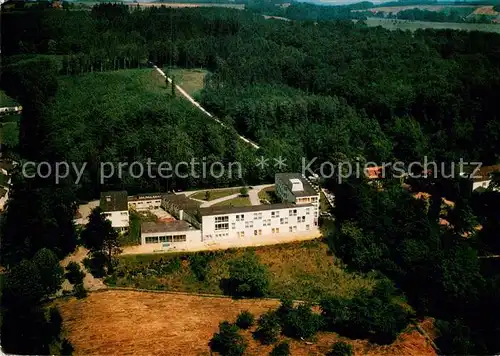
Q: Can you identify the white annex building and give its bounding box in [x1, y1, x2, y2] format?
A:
[199, 203, 316, 241]
[100, 191, 129, 233]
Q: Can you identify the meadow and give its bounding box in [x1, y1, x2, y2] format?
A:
[109, 239, 377, 301]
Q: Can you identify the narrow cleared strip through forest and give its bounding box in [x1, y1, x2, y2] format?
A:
[150, 62, 261, 150]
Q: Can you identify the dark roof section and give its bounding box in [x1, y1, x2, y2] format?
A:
[275, 173, 319, 198]
[199, 203, 314, 217]
[128, 193, 167, 202]
[100, 191, 128, 212]
[163, 194, 202, 213]
[141, 220, 196, 234]
[472, 165, 500, 182]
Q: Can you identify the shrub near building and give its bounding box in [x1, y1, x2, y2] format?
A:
[224, 252, 270, 298]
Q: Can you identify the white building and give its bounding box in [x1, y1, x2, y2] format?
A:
[128, 193, 164, 211]
[199, 203, 317, 242]
[275, 173, 320, 225]
[470, 165, 500, 192]
[141, 220, 201, 249]
[100, 191, 129, 232]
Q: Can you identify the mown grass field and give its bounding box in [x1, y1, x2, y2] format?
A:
[190, 188, 240, 201]
[364, 17, 500, 33]
[55, 290, 436, 356]
[111, 239, 376, 301]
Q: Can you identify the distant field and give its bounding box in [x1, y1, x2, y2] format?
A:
[364, 17, 500, 33]
[359, 5, 474, 14]
[472, 5, 499, 16]
[113, 239, 376, 301]
[56, 290, 436, 356]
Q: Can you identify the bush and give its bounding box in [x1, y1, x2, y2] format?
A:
[48, 307, 62, 340]
[61, 338, 74, 355]
[236, 310, 255, 329]
[254, 311, 281, 345]
[209, 321, 247, 356]
[83, 251, 107, 278]
[65, 262, 85, 285]
[189, 252, 214, 281]
[327, 341, 353, 356]
[280, 303, 323, 339]
[224, 252, 270, 298]
[270, 341, 291, 356]
[320, 288, 409, 344]
[73, 283, 87, 299]
[239, 187, 249, 197]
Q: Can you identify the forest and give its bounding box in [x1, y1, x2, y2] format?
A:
[1, 3, 500, 355]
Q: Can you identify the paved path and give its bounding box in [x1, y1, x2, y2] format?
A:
[58, 246, 106, 294]
[249, 184, 273, 206]
[149, 62, 260, 150]
[0, 106, 22, 115]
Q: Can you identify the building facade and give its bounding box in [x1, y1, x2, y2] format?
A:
[275, 173, 320, 224]
[128, 193, 164, 211]
[199, 203, 316, 242]
[100, 191, 129, 232]
[141, 221, 201, 249]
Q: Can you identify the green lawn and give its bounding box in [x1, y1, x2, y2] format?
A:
[363, 17, 500, 33]
[164, 68, 208, 96]
[0, 91, 16, 107]
[212, 196, 251, 207]
[112, 239, 377, 301]
[257, 186, 280, 204]
[190, 188, 240, 201]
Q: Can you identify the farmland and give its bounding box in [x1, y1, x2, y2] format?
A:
[111, 239, 377, 301]
[55, 290, 437, 356]
[364, 17, 500, 33]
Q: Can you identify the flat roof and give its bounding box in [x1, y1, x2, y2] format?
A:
[141, 220, 195, 234]
[128, 193, 167, 202]
[163, 194, 202, 213]
[100, 191, 128, 212]
[199, 203, 314, 217]
[275, 173, 318, 197]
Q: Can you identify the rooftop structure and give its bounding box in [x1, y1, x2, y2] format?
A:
[275, 173, 318, 198]
[100, 191, 128, 212]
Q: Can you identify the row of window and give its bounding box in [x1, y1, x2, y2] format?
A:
[144, 235, 187, 244]
[213, 208, 312, 224]
[215, 216, 229, 223]
[215, 223, 229, 230]
[209, 224, 312, 240]
[104, 212, 128, 217]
